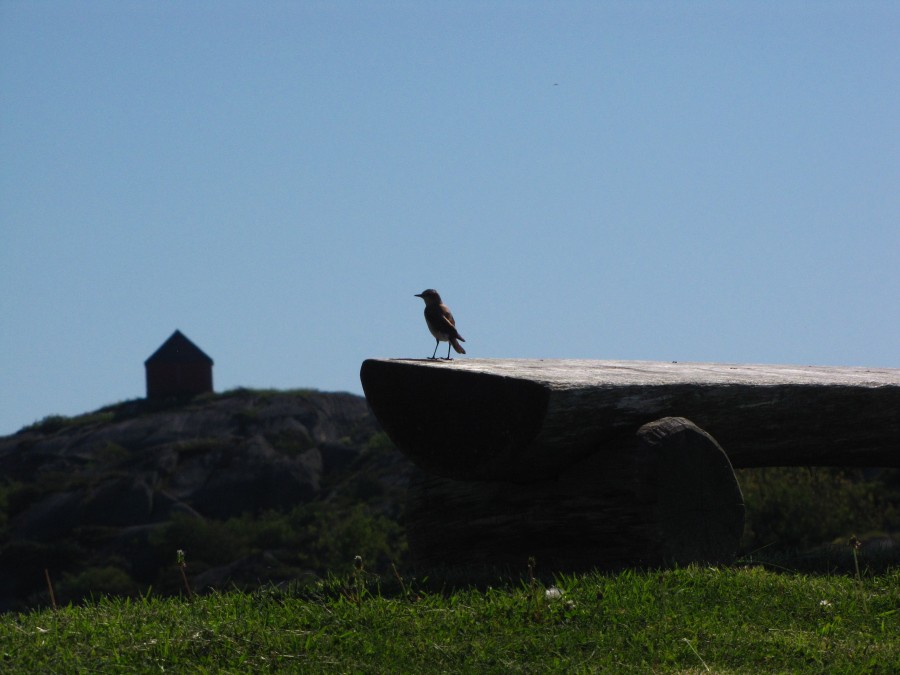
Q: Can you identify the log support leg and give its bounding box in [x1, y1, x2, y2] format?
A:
[406, 417, 745, 573]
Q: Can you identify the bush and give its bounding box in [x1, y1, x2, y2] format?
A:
[148, 514, 241, 570]
[56, 565, 140, 604]
[737, 467, 900, 552]
[147, 502, 407, 585]
[290, 502, 406, 573]
[28, 415, 69, 434]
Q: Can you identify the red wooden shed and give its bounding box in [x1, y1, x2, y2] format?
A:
[144, 330, 214, 399]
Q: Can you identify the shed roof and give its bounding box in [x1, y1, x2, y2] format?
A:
[144, 330, 214, 366]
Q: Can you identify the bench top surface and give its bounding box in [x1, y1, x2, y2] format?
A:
[376, 358, 900, 389]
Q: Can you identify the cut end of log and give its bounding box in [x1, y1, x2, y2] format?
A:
[360, 359, 550, 480]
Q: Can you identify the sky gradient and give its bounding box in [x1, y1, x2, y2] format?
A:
[2, 1, 898, 435]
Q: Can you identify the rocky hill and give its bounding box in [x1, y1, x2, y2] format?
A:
[0, 389, 415, 612]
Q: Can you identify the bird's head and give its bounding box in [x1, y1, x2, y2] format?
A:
[415, 289, 442, 305]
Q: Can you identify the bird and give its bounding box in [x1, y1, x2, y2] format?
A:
[415, 289, 466, 360]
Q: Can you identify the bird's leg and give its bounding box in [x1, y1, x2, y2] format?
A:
[444, 342, 452, 360]
[430, 340, 439, 359]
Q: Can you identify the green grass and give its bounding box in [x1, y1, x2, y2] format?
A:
[2, 566, 897, 673]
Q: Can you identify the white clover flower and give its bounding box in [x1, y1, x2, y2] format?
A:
[545, 586, 563, 600]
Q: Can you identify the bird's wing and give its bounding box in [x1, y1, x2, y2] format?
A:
[440, 305, 456, 327]
[438, 305, 463, 339]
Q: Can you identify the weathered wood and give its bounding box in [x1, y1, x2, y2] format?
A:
[361, 358, 900, 481]
[406, 417, 744, 571]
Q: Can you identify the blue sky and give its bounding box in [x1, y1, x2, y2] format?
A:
[1, 1, 898, 435]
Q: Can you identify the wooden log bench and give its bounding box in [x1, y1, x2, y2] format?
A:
[360, 359, 900, 573]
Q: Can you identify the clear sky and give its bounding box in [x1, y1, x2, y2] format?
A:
[1, 1, 898, 435]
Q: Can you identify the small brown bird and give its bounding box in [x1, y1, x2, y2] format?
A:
[415, 289, 466, 360]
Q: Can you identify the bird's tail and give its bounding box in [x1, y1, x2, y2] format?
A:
[450, 336, 466, 354]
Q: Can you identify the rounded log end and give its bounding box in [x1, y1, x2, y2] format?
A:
[637, 417, 745, 566]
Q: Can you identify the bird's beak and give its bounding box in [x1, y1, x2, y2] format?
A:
[414, 293, 423, 298]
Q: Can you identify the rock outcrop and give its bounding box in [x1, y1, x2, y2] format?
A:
[0, 389, 414, 610]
